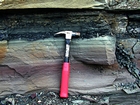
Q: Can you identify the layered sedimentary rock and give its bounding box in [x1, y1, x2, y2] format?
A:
[0, 36, 118, 97]
[0, 10, 140, 97]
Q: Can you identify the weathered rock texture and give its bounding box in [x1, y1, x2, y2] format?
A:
[0, 10, 140, 99]
[0, 36, 118, 97]
[0, 0, 139, 10]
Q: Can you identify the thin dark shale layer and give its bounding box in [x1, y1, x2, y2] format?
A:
[0, 9, 111, 41]
[0, 9, 140, 41]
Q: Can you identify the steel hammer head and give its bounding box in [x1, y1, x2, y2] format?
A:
[54, 31, 80, 39]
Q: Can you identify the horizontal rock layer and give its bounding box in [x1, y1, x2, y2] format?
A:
[0, 0, 139, 10]
[1, 36, 116, 65]
[0, 36, 140, 97]
[0, 36, 118, 96]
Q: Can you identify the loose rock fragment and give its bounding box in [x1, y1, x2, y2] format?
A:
[99, 96, 110, 105]
[81, 95, 98, 102]
[5, 97, 15, 105]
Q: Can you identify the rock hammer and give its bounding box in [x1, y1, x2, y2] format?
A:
[54, 31, 80, 98]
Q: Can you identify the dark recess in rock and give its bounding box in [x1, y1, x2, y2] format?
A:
[0, 9, 139, 41]
[0, 9, 112, 41]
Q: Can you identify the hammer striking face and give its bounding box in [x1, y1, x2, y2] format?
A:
[54, 31, 80, 98]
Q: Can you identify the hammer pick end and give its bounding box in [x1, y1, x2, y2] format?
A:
[54, 31, 67, 36]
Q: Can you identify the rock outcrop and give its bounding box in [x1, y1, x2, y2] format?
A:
[0, 10, 140, 97]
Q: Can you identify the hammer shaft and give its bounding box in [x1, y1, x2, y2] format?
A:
[60, 62, 70, 98]
[64, 39, 71, 62]
[60, 39, 71, 98]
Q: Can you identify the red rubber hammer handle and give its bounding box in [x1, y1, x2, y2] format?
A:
[60, 62, 70, 98]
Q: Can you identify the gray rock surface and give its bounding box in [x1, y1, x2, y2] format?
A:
[0, 36, 136, 97]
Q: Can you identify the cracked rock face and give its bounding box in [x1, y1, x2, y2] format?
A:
[108, 0, 140, 10]
[133, 41, 140, 57]
[117, 38, 140, 60]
